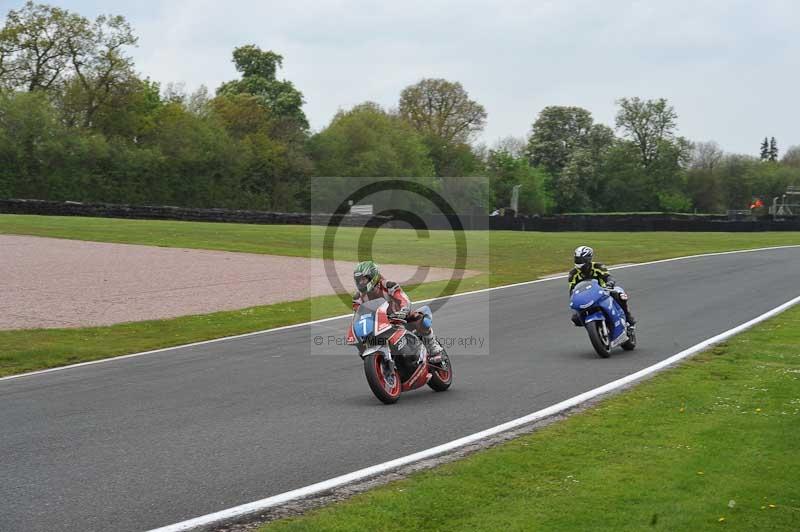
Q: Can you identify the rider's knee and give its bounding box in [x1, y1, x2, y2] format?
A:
[415, 305, 433, 329]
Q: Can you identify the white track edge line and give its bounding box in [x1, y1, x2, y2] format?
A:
[149, 291, 800, 532]
[2, 244, 798, 383]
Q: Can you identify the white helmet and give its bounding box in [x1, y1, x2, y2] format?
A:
[574, 245, 594, 272]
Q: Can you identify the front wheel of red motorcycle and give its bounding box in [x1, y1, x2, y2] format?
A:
[364, 354, 401, 404]
[427, 350, 453, 392]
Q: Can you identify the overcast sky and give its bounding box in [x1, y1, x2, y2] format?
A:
[4, 0, 798, 154]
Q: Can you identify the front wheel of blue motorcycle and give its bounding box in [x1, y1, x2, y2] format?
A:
[586, 322, 611, 358]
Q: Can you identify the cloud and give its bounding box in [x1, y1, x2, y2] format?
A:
[17, 0, 800, 153]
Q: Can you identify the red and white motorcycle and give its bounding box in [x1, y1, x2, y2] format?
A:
[346, 298, 453, 404]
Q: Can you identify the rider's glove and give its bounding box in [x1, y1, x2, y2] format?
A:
[388, 309, 408, 321]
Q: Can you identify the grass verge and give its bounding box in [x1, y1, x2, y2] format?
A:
[0, 278, 474, 377]
[262, 305, 800, 532]
[0, 214, 798, 377]
[2, 214, 799, 285]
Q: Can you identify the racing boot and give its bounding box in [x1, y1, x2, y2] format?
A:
[422, 329, 444, 365]
[620, 301, 636, 328]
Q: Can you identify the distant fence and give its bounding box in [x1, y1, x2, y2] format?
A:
[2, 199, 800, 232]
[0, 198, 369, 227]
[491, 213, 800, 232]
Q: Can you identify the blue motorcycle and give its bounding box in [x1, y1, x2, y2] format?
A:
[569, 280, 636, 358]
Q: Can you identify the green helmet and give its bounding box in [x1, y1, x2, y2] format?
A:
[354, 260, 381, 294]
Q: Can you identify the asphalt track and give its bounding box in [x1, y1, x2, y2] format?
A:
[2, 247, 799, 532]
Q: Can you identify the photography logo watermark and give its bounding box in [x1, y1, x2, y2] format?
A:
[321, 179, 468, 314]
[313, 334, 486, 351]
[309, 175, 490, 357]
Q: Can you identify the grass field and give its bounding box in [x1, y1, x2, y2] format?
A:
[2, 214, 800, 285]
[1, 214, 798, 377]
[262, 305, 800, 532]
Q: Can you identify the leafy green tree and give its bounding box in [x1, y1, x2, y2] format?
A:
[215, 45, 312, 209]
[650, 138, 692, 187]
[614, 97, 678, 168]
[656, 191, 692, 212]
[555, 148, 595, 212]
[609, 97, 693, 211]
[217, 45, 308, 130]
[718, 154, 758, 208]
[0, 90, 64, 196]
[423, 136, 485, 177]
[593, 136, 692, 213]
[556, 123, 617, 212]
[687, 141, 725, 212]
[0, 1, 83, 92]
[210, 93, 310, 209]
[60, 76, 162, 139]
[309, 102, 437, 212]
[63, 14, 137, 128]
[310, 102, 434, 178]
[0, 2, 138, 127]
[399, 78, 486, 145]
[0, 89, 119, 202]
[743, 158, 798, 207]
[526, 106, 594, 176]
[526, 106, 616, 212]
[594, 141, 654, 211]
[398, 78, 486, 176]
[487, 148, 549, 214]
[715, 152, 800, 210]
[139, 102, 240, 207]
[210, 94, 271, 139]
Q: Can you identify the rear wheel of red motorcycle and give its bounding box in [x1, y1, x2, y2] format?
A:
[428, 350, 453, 392]
[364, 354, 401, 404]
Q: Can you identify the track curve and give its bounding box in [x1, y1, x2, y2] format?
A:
[1, 246, 799, 532]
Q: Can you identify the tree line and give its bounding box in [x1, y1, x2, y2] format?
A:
[1, 2, 798, 215]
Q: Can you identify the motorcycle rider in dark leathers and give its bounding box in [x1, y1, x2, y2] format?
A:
[568, 246, 636, 327]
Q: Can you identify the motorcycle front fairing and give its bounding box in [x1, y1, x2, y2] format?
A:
[582, 309, 605, 323]
[570, 280, 602, 321]
[598, 292, 628, 342]
[348, 299, 393, 361]
[570, 280, 627, 341]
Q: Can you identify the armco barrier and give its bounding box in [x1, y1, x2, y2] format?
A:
[1, 199, 799, 231]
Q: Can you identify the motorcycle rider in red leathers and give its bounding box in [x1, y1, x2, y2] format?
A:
[352, 261, 444, 362]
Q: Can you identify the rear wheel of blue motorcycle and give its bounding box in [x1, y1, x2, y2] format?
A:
[364, 354, 401, 404]
[428, 350, 453, 392]
[586, 322, 611, 358]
